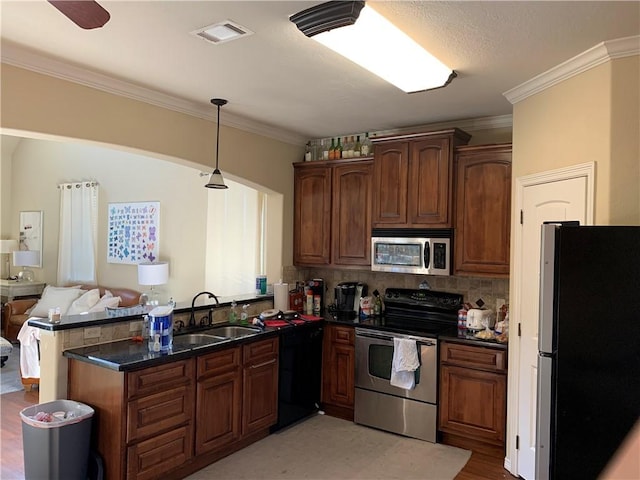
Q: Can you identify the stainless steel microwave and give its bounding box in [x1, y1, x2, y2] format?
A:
[371, 229, 452, 276]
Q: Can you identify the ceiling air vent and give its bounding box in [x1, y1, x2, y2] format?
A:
[191, 20, 254, 45]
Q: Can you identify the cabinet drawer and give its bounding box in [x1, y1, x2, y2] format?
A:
[127, 359, 194, 399]
[126, 424, 193, 480]
[440, 342, 507, 373]
[127, 384, 193, 442]
[330, 325, 354, 346]
[243, 337, 278, 364]
[197, 346, 241, 379]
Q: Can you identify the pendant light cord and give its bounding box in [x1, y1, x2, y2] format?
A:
[215, 102, 221, 170]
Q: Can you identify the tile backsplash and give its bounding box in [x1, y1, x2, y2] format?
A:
[283, 266, 509, 312]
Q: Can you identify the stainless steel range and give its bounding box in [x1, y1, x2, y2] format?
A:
[354, 288, 463, 442]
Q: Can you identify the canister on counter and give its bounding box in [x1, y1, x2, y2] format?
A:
[255, 275, 267, 295]
[457, 308, 468, 329]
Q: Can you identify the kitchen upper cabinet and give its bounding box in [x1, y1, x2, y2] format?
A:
[438, 341, 507, 455]
[372, 129, 471, 228]
[294, 165, 332, 265]
[294, 158, 373, 267]
[454, 144, 512, 277]
[321, 323, 355, 421]
[332, 161, 373, 266]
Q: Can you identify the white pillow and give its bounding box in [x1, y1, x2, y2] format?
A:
[89, 295, 121, 312]
[66, 289, 101, 315]
[30, 286, 85, 318]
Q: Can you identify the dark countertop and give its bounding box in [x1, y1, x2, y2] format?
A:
[64, 324, 283, 372]
[323, 313, 508, 350]
[28, 293, 274, 332]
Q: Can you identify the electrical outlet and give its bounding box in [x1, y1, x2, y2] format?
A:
[84, 327, 101, 339]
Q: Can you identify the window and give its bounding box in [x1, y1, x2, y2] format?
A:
[205, 178, 279, 297]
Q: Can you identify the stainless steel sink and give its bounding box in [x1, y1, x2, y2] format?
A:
[205, 325, 262, 338]
[173, 333, 227, 348]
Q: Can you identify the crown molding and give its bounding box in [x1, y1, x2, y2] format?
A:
[503, 35, 640, 104]
[1, 42, 307, 146]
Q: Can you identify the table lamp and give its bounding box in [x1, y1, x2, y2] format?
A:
[13, 250, 40, 282]
[0, 240, 18, 279]
[138, 261, 169, 306]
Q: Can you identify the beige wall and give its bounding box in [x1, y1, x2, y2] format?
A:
[1, 64, 301, 283]
[512, 56, 640, 224]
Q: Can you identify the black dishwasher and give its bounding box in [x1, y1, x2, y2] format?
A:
[271, 322, 324, 432]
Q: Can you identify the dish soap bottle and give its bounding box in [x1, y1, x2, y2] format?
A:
[229, 301, 238, 324]
[240, 304, 249, 325]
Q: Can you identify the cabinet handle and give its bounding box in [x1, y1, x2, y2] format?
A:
[249, 358, 276, 369]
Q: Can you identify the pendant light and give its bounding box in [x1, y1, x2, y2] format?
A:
[205, 98, 229, 189]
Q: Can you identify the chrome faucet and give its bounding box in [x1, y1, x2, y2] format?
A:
[189, 291, 219, 327]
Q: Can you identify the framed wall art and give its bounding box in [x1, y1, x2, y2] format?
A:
[19, 210, 43, 267]
[107, 201, 160, 264]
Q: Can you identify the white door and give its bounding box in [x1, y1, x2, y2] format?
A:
[514, 170, 592, 479]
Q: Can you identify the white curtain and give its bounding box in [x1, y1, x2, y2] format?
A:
[57, 181, 99, 285]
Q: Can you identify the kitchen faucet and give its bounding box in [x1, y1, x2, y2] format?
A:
[189, 291, 219, 327]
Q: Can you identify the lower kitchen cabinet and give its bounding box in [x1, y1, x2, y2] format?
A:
[195, 346, 242, 455]
[242, 337, 279, 435]
[438, 341, 507, 456]
[321, 323, 355, 420]
[68, 336, 279, 480]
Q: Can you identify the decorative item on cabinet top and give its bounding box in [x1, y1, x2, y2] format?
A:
[304, 133, 373, 161]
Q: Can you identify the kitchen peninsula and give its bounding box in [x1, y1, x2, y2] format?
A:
[27, 294, 274, 403]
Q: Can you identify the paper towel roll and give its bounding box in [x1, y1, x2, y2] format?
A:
[274, 282, 289, 312]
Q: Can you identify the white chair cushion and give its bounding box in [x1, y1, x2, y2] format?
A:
[29, 285, 84, 318]
[66, 288, 101, 315]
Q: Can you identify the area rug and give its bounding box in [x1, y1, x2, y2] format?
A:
[186, 414, 471, 480]
[1, 344, 24, 395]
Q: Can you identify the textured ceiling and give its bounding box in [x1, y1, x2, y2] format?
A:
[1, 1, 639, 144]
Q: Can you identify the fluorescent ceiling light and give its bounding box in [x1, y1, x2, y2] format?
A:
[291, 2, 455, 93]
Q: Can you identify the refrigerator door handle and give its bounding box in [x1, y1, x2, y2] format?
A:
[536, 354, 554, 480]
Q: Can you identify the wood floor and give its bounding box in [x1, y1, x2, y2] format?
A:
[1, 389, 515, 479]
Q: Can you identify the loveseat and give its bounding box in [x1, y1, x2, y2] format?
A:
[2, 284, 142, 342]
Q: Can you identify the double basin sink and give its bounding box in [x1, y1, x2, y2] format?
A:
[173, 325, 262, 349]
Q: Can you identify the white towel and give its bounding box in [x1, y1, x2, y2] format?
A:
[17, 321, 41, 379]
[390, 338, 419, 390]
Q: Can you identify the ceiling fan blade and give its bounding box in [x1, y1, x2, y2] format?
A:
[48, 1, 110, 30]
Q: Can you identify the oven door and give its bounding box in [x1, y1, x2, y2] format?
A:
[354, 328, 437, 404]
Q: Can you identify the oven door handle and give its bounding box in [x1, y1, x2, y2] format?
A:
[355, 330, 435, 346]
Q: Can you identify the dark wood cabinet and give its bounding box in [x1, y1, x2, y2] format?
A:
[293, 165, 332, 266]
[321, 323, 355, 420]
[195, 347, 242, 455]
[294, 158, 373, 267]
[372, 129, 471, 228]
[454, 144, 512, 277]
[242, 337, 279, 436]
[438, 341, 507, 455]
[68, 336, 278, 480]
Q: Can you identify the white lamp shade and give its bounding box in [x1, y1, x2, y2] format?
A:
[138, 262, 169, 286]
[0, 240, 18, 254]
[13, 250, 40, 267]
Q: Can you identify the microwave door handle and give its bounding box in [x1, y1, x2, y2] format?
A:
[424, 241, 430, 269]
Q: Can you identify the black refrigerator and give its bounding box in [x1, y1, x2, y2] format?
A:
[535, 224, 640, 480]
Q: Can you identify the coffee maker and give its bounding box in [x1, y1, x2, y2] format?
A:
[334, 281, 367, 317]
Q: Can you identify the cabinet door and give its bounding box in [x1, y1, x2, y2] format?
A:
[372, 141, 409, 226]
[454, 145, 512, 276]
[408, 137, 453, 227]
[195, 370, 242, 455]
[294, 166, 332, 265]
[195, 347, 242, 455]
[242, 357, 278, 435]
[439, 364, 506, 446]
[332, 161, 373, 266]
[321, 325, 355, 412]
